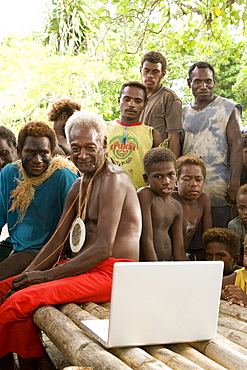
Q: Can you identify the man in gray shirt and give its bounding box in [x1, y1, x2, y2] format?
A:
[140, 51, 182, 158]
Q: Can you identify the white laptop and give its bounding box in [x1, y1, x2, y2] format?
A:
[80, 261, 223, 348]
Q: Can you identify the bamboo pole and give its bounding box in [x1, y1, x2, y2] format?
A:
[80, 302, 110, 319]
[59, 303, 96, 322]
[189, 334, 247, 370]
[218, 325, 247, 350]
[166, 343, 227, 370]
[218, 312, 247, 334]
[100, 302, 111, 311]
[144, 345, 204, 370]
[33, 305, 131, 370]
[216, 332, 247, 356]
[59, 303, 172, 370]
[110, 347, 172, 370]
[219, 300, 247, 322]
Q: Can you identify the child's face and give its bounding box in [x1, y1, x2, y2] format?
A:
[205, 242, 237, 276]
[144, 161, 177, 197]
[237, 194, 247, 225]
[177, 164, 204, 200]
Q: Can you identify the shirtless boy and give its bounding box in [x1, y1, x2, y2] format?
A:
[203, 228, 241, 276]
[222, 239, 247, 307]
[137, 147, 186, 261]
[171, 156, 212, 257]
[0, 111, 141, 370]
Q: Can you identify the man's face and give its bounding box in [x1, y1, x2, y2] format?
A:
[144, 161, 177, 197]
[205, 242, 237, 276]
[20, 136, 53, 177]
[177, 164, 204, 200]
[188, 67, 216, 103]
[69, 126, 105, 174]
[140, 61, 165, 94]
[0, 137, 18, 170]
[119, 86, 146, 123]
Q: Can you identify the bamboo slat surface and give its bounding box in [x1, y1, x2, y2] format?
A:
[32, 300, 247, 370]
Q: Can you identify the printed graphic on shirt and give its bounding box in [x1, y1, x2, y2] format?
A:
[109, 135, 138, 164]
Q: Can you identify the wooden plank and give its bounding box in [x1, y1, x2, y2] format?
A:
[59, 303, 172, 370]
[166, 343, 227, 370]
[190, 334, 247, 370]
[219, 300, 247, 322]
[33, 305, 131, 370]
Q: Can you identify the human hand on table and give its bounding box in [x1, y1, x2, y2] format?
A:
[224, 284, 247, 307]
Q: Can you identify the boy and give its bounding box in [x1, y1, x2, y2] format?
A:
[171, 156, 212, 258]
[228, 184, 247, 264]
[222, 237, 247, 307]
[203, 228, 241, 276]
[137, 147, 186, 261]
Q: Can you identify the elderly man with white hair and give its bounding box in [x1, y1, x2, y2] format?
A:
[0, 111, 141, 370]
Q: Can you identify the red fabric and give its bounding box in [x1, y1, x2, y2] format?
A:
[116, 119, 142, 127]
[0, 258, 134, 359]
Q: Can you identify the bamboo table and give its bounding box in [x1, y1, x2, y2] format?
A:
[33, 300, 247, 370]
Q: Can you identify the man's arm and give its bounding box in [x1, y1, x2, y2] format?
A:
[11, 170, 131, 291]
[165, 94, 182, 158]
[201, 192, 212, 233]
[137, 188, 158, 261]
[170, 202, 186, 260]
[152, 129, 163, 148]
[168, 132, 181, 158]
[226, 107, 243, 204]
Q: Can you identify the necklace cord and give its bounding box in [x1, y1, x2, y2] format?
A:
[23, 157, 108, 273]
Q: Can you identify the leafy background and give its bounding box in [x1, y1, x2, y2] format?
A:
[1, 0, 247, 134]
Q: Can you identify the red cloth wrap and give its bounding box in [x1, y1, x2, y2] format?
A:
[0, 258, 134, 358]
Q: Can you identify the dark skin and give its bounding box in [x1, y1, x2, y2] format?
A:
[0, 136, 54, 281]
[53, 111, 71, 155]
[0, 137, 18, 170]
[140, 61, 180, 158]
[119, 85, 163, 147]
[188, 67, 242, 204]
[137, 161, 186, 261]
[1, 125, 141, 370]
[205, 242, 240, 277]
[171, 164, 212, 251]
[3, 126, 141, 296]
[222, 245, 247, 307]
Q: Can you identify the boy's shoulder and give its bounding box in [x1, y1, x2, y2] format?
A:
[228, 216, 242, 227]
[137, 186, 154, 199]
[195, 191, 211, 206]
[198, 191, 210, 200]
[169, 196, 183, 212]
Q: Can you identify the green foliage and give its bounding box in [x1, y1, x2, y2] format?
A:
[42, 0, 90, 55]
[1, 0, 247, 128]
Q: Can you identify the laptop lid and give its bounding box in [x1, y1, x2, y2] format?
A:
[81, 261, 223, 348]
